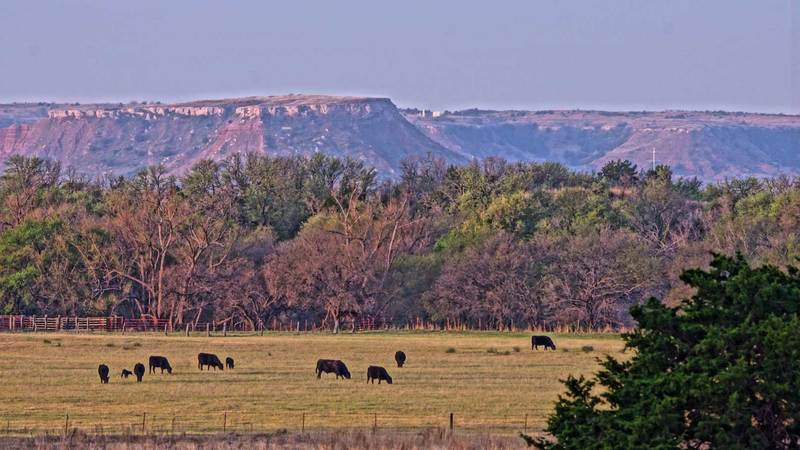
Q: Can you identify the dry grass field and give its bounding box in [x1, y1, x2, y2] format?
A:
[0, 331, 624, 438]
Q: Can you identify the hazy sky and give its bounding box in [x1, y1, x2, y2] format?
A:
[1, 0, 797, 113]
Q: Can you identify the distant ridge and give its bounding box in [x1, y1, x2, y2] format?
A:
[404, 108, 800, 181]
[1, 95, 799, 181]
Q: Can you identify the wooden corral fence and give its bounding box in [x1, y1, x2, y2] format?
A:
[0, 315, 173, 333]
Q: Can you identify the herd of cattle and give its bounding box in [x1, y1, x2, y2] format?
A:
[98, 353, 234, 383]
[97, 336, 556, 384]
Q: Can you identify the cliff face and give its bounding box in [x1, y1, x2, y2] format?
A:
[0, 95, 461, 177]
[405, 110, 800, 181]
[1, 97, 799, 181]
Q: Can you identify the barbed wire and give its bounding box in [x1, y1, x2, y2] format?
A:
[1, 410, 548, 436]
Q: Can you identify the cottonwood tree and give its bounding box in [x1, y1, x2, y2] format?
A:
[302, 153, 376, 215]
[104, 166, 183, 320]
[0, 219, 70, 314]
[166, 160, 242, 327]
[0, 156, 61, 230]
[426, 233, 552, 330]
[542, 227, 661, 329]
[624, 173, 701, 255]
[266, 193, 430, 332]
[600, 159, 639, 199]
[224, 260, 277, 330]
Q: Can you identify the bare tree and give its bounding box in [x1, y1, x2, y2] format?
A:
[0, 156, 60, 230]
[266, 193, 430, 332]
[543, 227, 661, 329]
[104, 167, 182, 319]
[427, 233, 552, 330]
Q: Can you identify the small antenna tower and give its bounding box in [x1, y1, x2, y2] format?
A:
[651, 148, 656, 171]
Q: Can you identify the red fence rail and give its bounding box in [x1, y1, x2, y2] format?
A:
[0, 315, 167, 332]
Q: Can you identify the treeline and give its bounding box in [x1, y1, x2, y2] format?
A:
[1, 154, 798, 332]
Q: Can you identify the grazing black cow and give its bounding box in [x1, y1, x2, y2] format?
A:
[121, 369, 133, 379]
[367, 365, 393, 384]
[315, 359, 351, 379]
[133, 363, 145, 382]
[225, 357, 234, 369]
[198, 353, 224, 371]
[148, 356, 173, 374]
[98, 364, 110, 384]
[532, 335, 557, 351]
[395, 351, 406, 368]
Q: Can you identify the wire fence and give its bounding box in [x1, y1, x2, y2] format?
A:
[0, 410, 547, 437]
[0, 315, 627, 335]
[0, 315, 390, 334]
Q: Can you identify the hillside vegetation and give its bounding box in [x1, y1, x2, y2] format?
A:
[1, 154, 799, 331]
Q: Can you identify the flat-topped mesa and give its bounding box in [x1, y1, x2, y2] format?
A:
[47, 95, 392, 121]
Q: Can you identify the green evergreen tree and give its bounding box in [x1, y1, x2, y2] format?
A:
[528, 253, 800, 450]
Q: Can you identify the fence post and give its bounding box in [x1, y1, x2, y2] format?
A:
[171, 417, 175, 435]
[524, 413, 528, 433]
[223, 411, 227, 433]
[223, 322, 227, 337]
[185, 324, 189, 337]
[64, 413, 69, 436]
[141, 412, 146, 433]
[164, 322, 168, 336]
[449, 412, 454, 433]
[373, 413, 377, 432]
[301, 412, 305, 433]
